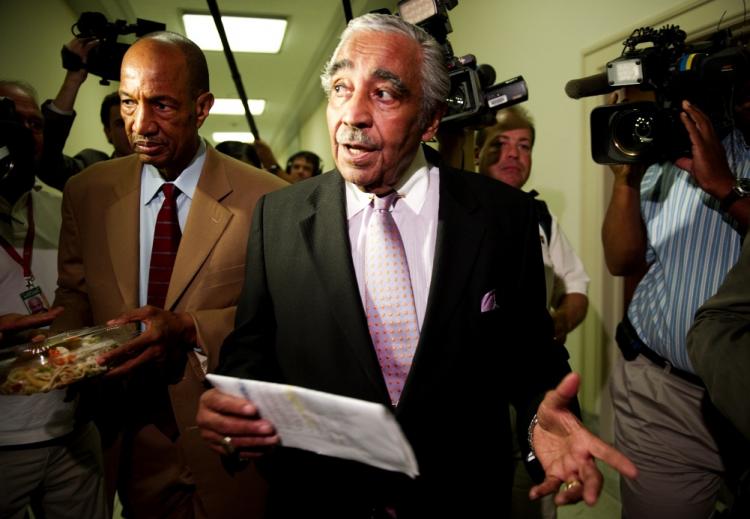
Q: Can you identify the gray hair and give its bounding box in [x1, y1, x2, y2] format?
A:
[0, 80, 39, 105]
[320, 13, 449, 130]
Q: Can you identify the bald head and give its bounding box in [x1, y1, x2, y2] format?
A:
[129, 31, 209, 97]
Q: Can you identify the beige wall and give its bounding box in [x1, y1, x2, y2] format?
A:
[298, 101, 332, 172]
[1, 0, 115, 157]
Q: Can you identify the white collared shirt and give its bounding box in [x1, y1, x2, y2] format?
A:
[0, 182, 77, 446]
[346, 147, 440, 329]
[138, 140, 207, 307]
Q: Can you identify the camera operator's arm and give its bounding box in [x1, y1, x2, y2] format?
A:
[37, 38, 105, 191]
[676, 100, 750, 233]
[51, 38, 98, 113]
[601, 162, 648, 275]
[551, 293, 588, 344]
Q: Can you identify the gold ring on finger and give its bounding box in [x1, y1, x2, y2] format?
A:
[221, 435, 235, 455]
[562, 479, 581, 492]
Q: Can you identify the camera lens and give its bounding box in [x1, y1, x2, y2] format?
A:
[445, 85, 468, 114]
[612, 108, 657, 157]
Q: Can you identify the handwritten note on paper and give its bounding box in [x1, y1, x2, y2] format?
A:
[206, 374, 419, 478]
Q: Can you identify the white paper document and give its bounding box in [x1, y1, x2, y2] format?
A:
[206, 374, 419, 478]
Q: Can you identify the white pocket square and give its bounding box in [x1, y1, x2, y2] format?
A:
[481, 289, 498, 313]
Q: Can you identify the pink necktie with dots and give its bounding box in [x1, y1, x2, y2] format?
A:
[365, 192, 419, 406]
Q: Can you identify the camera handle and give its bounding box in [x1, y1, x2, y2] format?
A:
[61, 46, 84, 72]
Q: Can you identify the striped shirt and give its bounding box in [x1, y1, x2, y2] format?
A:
[628, 129, 750, 372]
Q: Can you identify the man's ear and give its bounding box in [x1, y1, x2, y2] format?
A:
[421, 105, 447, 142]
[195, 92, 214, 129]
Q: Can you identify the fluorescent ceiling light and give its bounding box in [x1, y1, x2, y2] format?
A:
[211, 98, 266, 115]
[212, 132, 255, 144]
[183, 14, 287, 53]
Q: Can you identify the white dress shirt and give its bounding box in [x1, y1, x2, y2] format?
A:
[138, 140, 206, 308]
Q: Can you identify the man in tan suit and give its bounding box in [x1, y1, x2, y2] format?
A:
[53, 31, 286, 518]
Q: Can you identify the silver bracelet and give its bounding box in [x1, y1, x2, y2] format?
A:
[526, 413, 539, 462]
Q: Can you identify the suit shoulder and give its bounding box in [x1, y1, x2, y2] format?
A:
[211, 150, 288, 194]
[442, 166, 533, 208]
[63, 155, 137, 194]
[264, 170, 334, 203]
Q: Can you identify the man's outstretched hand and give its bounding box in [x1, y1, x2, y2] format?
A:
[530, 372, 638, 506]
[0, 307, 64, 346]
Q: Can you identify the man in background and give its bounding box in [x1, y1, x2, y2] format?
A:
[0, 88, 106, 518]
[476, 106, 589, 344]
[99, 91, 131, 158]
[35, 36, 110, 190]
[253, 138, 322, 183]
[52, 31, 286, 518]
[603, 79, 750, 516]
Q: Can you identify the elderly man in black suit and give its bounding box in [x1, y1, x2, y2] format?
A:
[196, 13, 636, 518]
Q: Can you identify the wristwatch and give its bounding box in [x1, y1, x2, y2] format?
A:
[720, 178, 750, 211]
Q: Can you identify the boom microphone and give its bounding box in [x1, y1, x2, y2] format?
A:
[564, 72, 617, 99]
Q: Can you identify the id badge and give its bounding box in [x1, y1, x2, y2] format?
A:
[20, 285, 50, 314]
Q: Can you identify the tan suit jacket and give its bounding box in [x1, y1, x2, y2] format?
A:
[54, 146, 287, 518]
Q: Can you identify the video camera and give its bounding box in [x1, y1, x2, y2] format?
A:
[396, 0, 528, 127]
[0, 97, 35, 185]
[65, 11, 166, 85]
[566, 25, 749, 164]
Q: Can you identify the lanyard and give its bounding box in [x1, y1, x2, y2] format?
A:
[0, 195, 36, 285]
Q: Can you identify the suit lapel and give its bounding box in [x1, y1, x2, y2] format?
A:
[167, 148, 232, 309]
[400, 167, 487, 406]
[106, 158, 141, 309]
[422, 167, 486, 332]
[298, 172, 387, 394]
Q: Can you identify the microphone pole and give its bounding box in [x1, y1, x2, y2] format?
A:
[342, 0, 353, 22]
[206, 0, 261, 141]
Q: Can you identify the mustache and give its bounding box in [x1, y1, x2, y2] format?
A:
[131, 135, 166, 146]
[336, 127, 374, 148]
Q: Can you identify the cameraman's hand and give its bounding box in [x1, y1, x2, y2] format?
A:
[608, 163, 646, 187]
[53, 37, 100, 113]
[604, 90, 648, 187]
[675, 100, 734, 200]
[65, 37, 99, 63]
[62, 37, 99, 83]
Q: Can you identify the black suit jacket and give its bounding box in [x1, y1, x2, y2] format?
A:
[219, 158, 572, 518]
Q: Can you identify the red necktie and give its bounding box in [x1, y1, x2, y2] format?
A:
[147, 183, 181, 309]
[365, 192, 419, 406]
